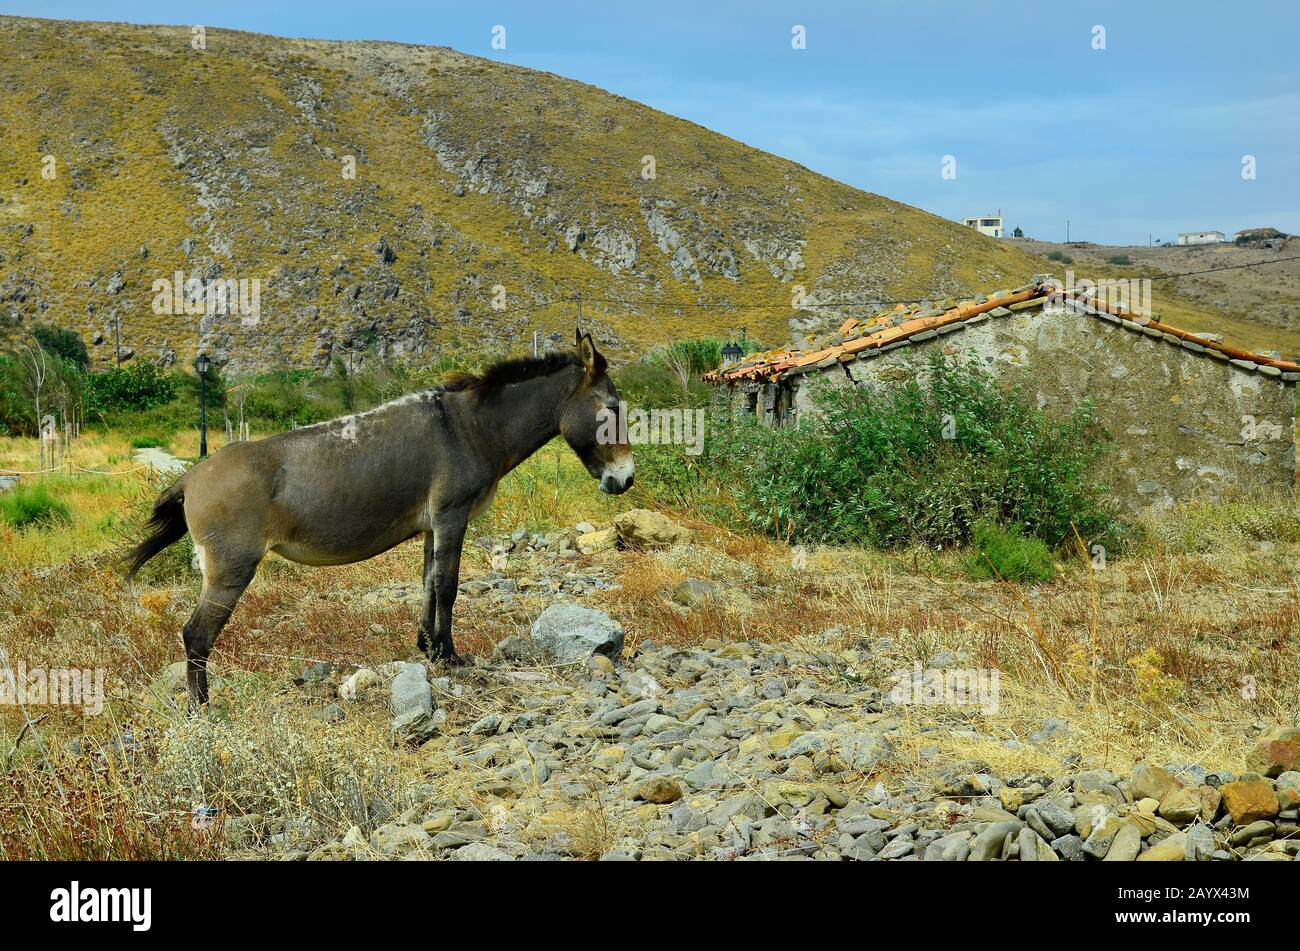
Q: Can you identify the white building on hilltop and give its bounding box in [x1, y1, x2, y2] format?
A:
[962, 214, 1003, 238]
[1177, 230, 1224, 246]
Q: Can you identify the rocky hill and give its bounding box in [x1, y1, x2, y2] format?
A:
[3, 16, 1280, 373]
[0, 15, 1073, 371]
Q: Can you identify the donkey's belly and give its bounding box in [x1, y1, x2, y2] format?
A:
[270, 528, 418, 566]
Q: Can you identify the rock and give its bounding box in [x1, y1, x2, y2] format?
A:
[1017, 827, 1058, 862]
[1082, 814, 1124, 858]
[969, 821, 1021, 861]
[1220, 778, 1280, 824]
[923, 831, 972, 861]
[1131, 763, 1176, 802]
[530, 603, 624, 664]
[389, 662, 432, 717]
[1101, 823, 1141, 861]
[1028, 718, 1069, 745]
[1031, 799, 1076, 838]
[1246, 725, 1300, 778]
[313, 703, 345, 725]
[576, 527, 616, 554]
[449, 842, 514, 861]
[1158, 785, 1202, 826]
[671, 579, 717, 608]
[1137, 832, 1187, 861]
[370, 823, 432, 856]
[390, 708, 444, 746]
[491, 635, 548, 666]
[634, 777, 683, 805]
[1228, 820, 1275, 847]
[338, 668, 381, 700]
[1276, 772, 1300, 810]
[1051, 834, 1085, 861]
[613, 509, 692, 549]
[1185, 824, 1215, 861]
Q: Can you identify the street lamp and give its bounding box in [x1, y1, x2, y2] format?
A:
[195, 353, 210, 458]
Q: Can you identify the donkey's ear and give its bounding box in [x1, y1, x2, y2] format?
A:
[578, 333, 605, 375]
[575, 326, 583, 349]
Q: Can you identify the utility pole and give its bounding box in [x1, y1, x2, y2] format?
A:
[532, 329, 540, 357]
[1066, 220, 1070, 243]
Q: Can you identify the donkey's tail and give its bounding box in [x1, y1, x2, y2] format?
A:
[124, 480, 189, 579]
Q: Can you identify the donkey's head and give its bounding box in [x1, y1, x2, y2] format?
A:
[560, 330, 634, 494]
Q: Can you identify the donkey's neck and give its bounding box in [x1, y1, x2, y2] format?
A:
[456, 366, 581, 475]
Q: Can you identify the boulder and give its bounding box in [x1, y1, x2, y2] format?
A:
[614, 508, 691, 549]
[1130, 763, 1176, 802]
[1220, 778, 1280, 825]
[577, 527, 616, 554]
[1246, 725, 1300, 778]
[389, 662, 432, 717]
[530, 603, 624, 664]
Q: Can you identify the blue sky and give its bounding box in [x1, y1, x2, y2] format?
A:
[11, 0, 1299, 244]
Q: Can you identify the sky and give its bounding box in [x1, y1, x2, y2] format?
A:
[8, 0, 1300, 245]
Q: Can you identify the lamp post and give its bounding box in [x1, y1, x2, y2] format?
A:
[195, 353, 210, 458]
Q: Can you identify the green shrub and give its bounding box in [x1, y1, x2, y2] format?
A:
[0, 481, 72, 530]
[1105, 254, 1132, 266]
[1046, 250, 1074, 264]
[130, 435, 168, 449]
[32, 324, 90, 371]
[964, 521, 1057, 582]
[85, 363, 180, 417]
[636, 354, 1120, 550]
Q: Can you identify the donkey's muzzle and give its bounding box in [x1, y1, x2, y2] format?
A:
[599, 471, 634, 494]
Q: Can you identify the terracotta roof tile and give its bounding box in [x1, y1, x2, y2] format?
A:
[705, 282, 1300, 384]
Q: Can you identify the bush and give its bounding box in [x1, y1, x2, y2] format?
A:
[130, 435, 168, 449]
[1105, 254, 1132, 266]
[1046, 250, 1074, 264]
[964, 521, 1057, 582]
[636, 354, 1120, 550]
[85, 363, 180, 418]
[0, 481, 72, 530]
[32, 325, 90, 371]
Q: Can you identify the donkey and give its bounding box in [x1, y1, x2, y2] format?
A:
[125, 331, 633, 709]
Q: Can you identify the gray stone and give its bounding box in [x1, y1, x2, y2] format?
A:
[969, 821, 1021, 861]
[530, 603, 624, 664]
[389, 662, 432, 717]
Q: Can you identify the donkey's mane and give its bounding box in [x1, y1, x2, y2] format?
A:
[441, 351, 584, 396]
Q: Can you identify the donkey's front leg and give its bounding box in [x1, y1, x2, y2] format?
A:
[426, 509, 470, 665]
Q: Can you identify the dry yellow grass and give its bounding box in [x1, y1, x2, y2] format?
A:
[1, 427, 1297, 858]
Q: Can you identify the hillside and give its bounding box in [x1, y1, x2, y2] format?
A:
[0, 15, 1281, 372]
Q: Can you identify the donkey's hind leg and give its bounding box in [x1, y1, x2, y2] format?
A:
[416, 531, 434, 656]
[183, 552, 259, 711]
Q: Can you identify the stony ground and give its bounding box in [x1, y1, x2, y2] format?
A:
[195, 512, 1299, 862]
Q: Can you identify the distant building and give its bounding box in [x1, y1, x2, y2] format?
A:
[962, 214, 1003, 238]
[1177, 230, 1224, 246]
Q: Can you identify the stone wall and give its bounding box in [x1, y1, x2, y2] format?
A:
[731, 302, 1297, 507]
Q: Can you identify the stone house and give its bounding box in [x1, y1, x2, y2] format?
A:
[706, 277, 1298, 507]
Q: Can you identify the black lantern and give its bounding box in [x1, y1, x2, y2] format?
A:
[721, 341, 743, 363]
[195, 353, 211, 458]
